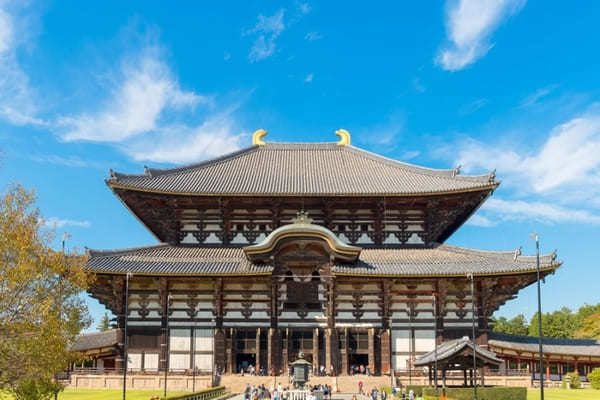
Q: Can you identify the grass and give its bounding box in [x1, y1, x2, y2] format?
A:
[527, 388, 600, 400]
[1, 389, 190, 400]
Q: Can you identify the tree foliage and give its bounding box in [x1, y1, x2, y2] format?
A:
[589, 367, 600, 390]
[98, 312, 111, 332]
[492, 314, 529, 336]
[575, 312, 600, 339]
[493, 303, 600, 339]
[0, 184, 91, 399]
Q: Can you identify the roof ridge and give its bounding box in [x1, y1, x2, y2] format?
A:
[109, 145, 260, 181]
[439, 243, 556, 259]
[343, 145, 495, 183]
[87, 243, 170, 258]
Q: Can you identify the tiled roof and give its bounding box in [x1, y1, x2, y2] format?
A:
[414, 336, 503, 366]
[72, 330, 119, 351]
[107, 143, 497, 196]
[85, 244, 560, 277]
[488, 332, 600, 357]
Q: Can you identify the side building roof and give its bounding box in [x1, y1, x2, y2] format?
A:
[85, 243, 560, 277]
[488, 332, 600, 357]
[71, 330, 119, 352]
[106, 142, 497, 196]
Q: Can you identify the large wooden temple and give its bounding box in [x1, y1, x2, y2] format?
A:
[86, 129, 561, 376]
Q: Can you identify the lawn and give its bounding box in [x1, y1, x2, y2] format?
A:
[0, 389, 190, 400]
[527, 388, 600, 400]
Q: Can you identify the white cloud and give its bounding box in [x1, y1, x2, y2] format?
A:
[58, 49, 208, 142]
[43, 217, 91, 229]
[401, 150, 421, 160]
[482, 198, 600, 225]
[436, 0, 526, 71]
[304, 73, 313, 83]
[519, 84, 559, 108]
[298, 3, 311, 15]
[123, 113, 243, 164]
[412, 77, 426, 93]
[305, 31, 322, 41]
[466, 214, 497, 227]
[246, 9, 285, 62]
[457, 110, 600, 195]
[0, 2, 43, 126]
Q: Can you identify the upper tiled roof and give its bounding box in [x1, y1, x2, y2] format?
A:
[85, 243, 559, 277]
[488, 332, 600, 357]
[415, 336, 503, 366]
[107, 143, 497, 196]
[72, 330, 119, 352]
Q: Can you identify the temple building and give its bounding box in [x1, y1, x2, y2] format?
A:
[85, 129, 563, 377]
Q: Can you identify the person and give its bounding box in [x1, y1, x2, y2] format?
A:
[381, 388, 387, 400]
[358, 380, 363, 394]
[370, 387, 378, 400]
[320, 365, 325, 376]
[329, 364, 334, 376]
[408, 389, 414, 400]
[244, 383, 251, 400]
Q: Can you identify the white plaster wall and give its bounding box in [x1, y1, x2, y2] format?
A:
[170, 329, 190, 351]
[145, 353, 159, 371]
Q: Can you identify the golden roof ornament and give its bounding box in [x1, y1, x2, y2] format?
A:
[292, 210, 313, 224]
[335, 129, 350, 146]
[252, 129, 267, 146]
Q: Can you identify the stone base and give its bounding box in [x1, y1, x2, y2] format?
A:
[68, 374, 212, 391]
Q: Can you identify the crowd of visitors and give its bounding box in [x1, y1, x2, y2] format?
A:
[243, 383, 333, 400]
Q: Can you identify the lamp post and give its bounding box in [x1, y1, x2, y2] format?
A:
[468, 273, 478, 400]
[164, 293, 172, 398]
[123, 271, 131, 400]
[192, 323, 196, 392]
[432, 294, 438, 392]
[408, 309, 412, 386]
[531, 233, 545, 400]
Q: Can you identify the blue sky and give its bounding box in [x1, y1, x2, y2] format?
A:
[1, 1, 600, 331]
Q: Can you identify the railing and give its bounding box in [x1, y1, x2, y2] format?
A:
[70, 367, 213, 375]
[162, 385, 226, 400]
[286, 390, 325, 400]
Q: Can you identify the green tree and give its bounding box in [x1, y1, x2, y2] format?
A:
[98, 313, 111, 332]
[589, 367, 600, 390]
[528, 307, 579, 338]
[492, 314, 529, 336]
[0, 185, 91, 399]
[575, 312, 600, 339]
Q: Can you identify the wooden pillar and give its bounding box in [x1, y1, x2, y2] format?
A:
[226, 328, 235, 374]
[256, 328, 261, 372]
[546, 362, 550, 381]
[380, 329, 391, 374]
[325, 328, 332, 373]
[463, 369, 467, 387]
[267, 328, 273, 374]
[282, 328, 289, 372]
[429, 365, 432, 386]
[480, 367, 485, 386]
[159, 278, 168, 372]
[341, 328, 348, 375]
[368, 328, 375, 374]
[313, 328, 319, 372]
[442, 368, 447, 388]
[469, 369, 473, 386]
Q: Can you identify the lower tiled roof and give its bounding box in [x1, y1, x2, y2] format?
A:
[414, 336, 503, 366]
[488, 332, 600, 357]
[72, 330, 119, 352]
[85, 244, 560, 277]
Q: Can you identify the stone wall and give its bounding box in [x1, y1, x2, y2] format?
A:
[68, 374, 212, 391]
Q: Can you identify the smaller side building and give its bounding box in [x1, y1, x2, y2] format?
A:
[488, 332, 600, 381]
[71, 330, 120, 373]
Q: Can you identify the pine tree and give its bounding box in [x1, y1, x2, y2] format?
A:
[98, 313, 111, 332]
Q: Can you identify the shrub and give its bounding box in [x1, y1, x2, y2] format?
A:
[422, 387, 526, 400]
[564, 371, 581, 389]
[405, 385, 427, 397]
[589, 367, 600, 390]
